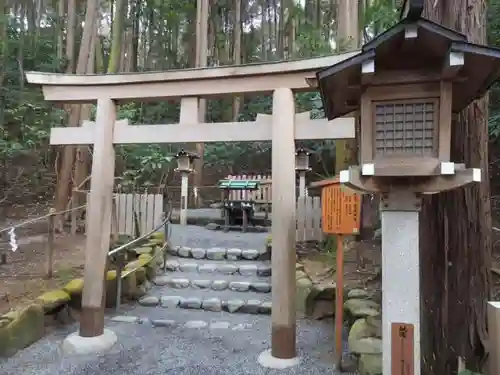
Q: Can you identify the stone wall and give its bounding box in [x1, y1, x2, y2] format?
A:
[344, 289, 382, 375]
[294, 259, 382, 375]
[295, 262, 336, 319]
[0, 232, 166, 358]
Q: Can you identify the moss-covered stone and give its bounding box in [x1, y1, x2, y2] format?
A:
[133, 246, 154, 255]
[107, 270, 117, 281]
[295, 270, 308, 280]
[63, 278, 84, 295]
[125, 259, 141, 270]
[135, 266, 147, 284]
[266, 235, 272, 245]
[36, 290, 70, 313]
[121, 256, 148, 287]
[0, 304, 45, 357]
[295, 277, 313, 317]
[348, 289, 371, 300]
[138, 253, 152, 261]
[358, 354, 382, 375]
[114, 234, 134, 245]
[150, 231, 165, 242]
[0, 315, 13, 329]
[122, 272, 144, 299]
[146, 238, 164, 246]
[137, 254, 156, 280]
[308, 282, 336, 301]
[151, 247, 165, 266]
[366, 315, 382, 338]
[62, 278, 84, 308]
[348, 336, 382, 355]
[348, 319, 378, 343]
[3, 311, 18, 321]
[344, 298, 380, 324]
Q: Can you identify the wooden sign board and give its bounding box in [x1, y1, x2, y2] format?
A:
[391, 322, 415, 375]
[321, 183, 361, 234]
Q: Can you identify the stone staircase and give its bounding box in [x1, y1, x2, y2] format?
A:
[135, 245, 272, 316]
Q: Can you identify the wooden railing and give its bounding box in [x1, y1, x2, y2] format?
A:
[225, 174, 272, 204]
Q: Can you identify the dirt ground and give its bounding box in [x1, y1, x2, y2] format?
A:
[299, 231, 500, 303]
[0, 231, 86, 314]
[297, 238, 382, 297]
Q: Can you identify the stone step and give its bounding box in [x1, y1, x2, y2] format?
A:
[152, 274, 272, 293]
[162, 258, 271, 277]
[167, 246, 270, 261]
[137, 293, 272, 315]
[110, 305, 269, 328]
[110, 314, 261, 331]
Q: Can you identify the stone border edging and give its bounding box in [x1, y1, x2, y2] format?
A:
[342, 289, 382, 375]
[294, 262, 335, 319]
[0, 231, 167, 358]
[293, 262, 382, 374]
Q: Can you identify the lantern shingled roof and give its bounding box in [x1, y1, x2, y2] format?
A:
[174, 149, 199, 159]
[316, 15, 500, 120]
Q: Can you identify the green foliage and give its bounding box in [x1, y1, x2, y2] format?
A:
[361, 0, 400, 40]
[3, 0, 497, 193]
[1, 23, 65, 161]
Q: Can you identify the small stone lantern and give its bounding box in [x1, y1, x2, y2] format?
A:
[295, 147, 311, 172]
[295, 148, 311, 197]
[174, 149, 199, 225]
[174, 149, 199, 173]
[316, 12, 500, 375]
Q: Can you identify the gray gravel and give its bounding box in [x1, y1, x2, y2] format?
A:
[171, 209, 271, 221]
[0, 225, 350, 375]
[0, 317, 347, 375]
[168, 224, 268, 250]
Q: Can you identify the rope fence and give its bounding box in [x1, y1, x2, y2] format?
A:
[0, 194, 170, 280]
[0, 204, 87, 235]
[109, 209, 172, 310]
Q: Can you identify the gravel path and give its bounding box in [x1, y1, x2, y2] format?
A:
[171, 208, 271, 221]
[0, 225, 349, 375]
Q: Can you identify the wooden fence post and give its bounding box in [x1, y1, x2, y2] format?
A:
[71, 190, 78, 235]
[46, 208, 56, 278]
[1, 241, 6, 264]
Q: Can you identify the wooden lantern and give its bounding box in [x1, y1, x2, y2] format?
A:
[174, 149, 199, 173]
[316, 15, 500, 188]
[295, 147, 311, 172]
[316, 12, 500, 375]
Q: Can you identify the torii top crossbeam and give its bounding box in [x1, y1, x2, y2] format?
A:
[25, 52, 359, 103]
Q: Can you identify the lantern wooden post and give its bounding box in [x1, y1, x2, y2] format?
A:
[295, 148, 310, 197]
[180, 173, 188, 225]
[310, 177, 361, 368]
[174, 149, 199, 226]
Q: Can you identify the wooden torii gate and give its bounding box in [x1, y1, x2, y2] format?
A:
[26, 52, 358, 363]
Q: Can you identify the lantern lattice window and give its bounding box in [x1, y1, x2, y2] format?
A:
[373, 99, 438, 158]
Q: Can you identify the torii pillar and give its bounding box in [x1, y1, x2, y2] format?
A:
[62, 98, 118, 354]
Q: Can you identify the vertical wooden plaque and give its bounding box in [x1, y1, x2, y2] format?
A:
[391, 323, 414, 375]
